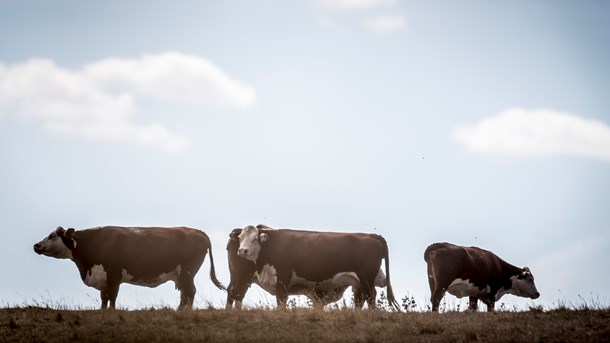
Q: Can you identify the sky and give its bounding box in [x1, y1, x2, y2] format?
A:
[1, 0, 609, 311]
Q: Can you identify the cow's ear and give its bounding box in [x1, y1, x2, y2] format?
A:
[229, 228, 242, 241]
[56, 226, 65, 236]
[523, 267, 530, 273]
[259, 233, 269, 244]
[66, 228, 75, 238]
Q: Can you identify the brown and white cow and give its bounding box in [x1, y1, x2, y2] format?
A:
[226, 228, 359, 309]
[231, 224, 400, 310]
[33, 226, 226, 309]
[424, 242, 540, 312]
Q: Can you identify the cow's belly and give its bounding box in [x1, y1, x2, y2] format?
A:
[122, 265, 182, 288]
[254, 265, 361, 295]
[82, 264, 181, 290]
[446, 278, 487, 298]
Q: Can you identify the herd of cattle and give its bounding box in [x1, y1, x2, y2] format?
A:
[33, 225, 540, 312]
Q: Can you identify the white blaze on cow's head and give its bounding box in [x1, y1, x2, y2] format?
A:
[232, 225, 269, 262]
[33, 226, 76, 260]
[509, 267, 540, 299]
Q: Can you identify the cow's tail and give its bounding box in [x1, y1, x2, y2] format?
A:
[207, 238, 227, 291]
[380, 235, 401, 312]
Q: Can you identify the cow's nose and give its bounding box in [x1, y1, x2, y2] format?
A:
[238, 248, 248, 256]
[533, 292, 540, 299]
[33, 244, 41, 253]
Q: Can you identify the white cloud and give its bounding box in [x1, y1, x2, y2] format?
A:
[0, 52, 255, 153]
[453, 108, 610, 161]
[315, 0, 395, 11]
[362, 14, 405, 33]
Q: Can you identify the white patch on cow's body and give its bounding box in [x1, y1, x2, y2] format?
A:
[446, 278, 487, 298]
[122, 265, 182, 288]
[84, 264, 108, 290]
[256, 264, 278, 290]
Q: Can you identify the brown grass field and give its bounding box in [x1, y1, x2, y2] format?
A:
[1, 306, 609, 343]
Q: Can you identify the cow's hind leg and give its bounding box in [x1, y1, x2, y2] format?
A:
[178, 271, 196, 309]
[358, 277, 377, 310]
[100, 290, 109, 310]
[427, 262, 445, 312]
[354, 288, 365, 309]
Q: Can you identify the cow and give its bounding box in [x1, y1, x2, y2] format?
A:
[226, 228, 354, 309]
[33, 226, 226, 309]
[231, 224, 400, 311]
[424, 242, 540, 312]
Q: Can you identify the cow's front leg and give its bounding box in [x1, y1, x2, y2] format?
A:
[468, 297, 479, 311]
[106, 271, 122, 309]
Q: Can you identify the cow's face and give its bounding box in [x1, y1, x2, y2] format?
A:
[510, 267, 540, 299]
[235, 225, 268, 262]
[33, 226, 75, 259]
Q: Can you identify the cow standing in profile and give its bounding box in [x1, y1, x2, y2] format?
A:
[226, 228, 354, 309]
[424, 242, 540, 312]
[33, 226, 226, 309]
[232, 224, 400, 311]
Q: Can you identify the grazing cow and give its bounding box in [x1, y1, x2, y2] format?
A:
[231, 224, 400, 310]
[33, 226, 226, 309]
[424, 242, 540, 312]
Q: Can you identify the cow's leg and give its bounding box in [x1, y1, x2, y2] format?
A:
[427, 262, 444, 312]
[100, 290, 109, 310]
[358, 276, 376, 310]
[225, 283, 235, 309]
[107, 282, 120, 309]
[354, 288, 365, 309]
[430, 287, 445, 312]
[468, 297, 479, 311]
[179, 271, 196, 309]
[275, 281, 289, 309]
[486, 301, 495, 312]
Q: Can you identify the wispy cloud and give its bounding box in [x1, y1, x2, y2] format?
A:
[0, 52, 255, 153]
[453, 108, 610, 161]
[314, 0, 395, 11]
[313, 0, 404, 34]
[362, 14, 405, 33]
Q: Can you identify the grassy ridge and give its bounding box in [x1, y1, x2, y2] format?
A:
[1, 307, 609, 342]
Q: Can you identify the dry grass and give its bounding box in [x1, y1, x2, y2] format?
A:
[1, 306, 609, 343]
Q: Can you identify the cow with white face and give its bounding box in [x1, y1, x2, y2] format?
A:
[232, 224, 400, 310]
[34, 226, 226, 309]
[424, 242, 540, 312]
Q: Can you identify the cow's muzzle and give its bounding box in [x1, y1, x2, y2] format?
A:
[237, 248, 248, 256]
[33, 244, 43, 254]
[532, 292, 540, 299]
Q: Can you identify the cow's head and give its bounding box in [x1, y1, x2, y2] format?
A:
[33, 226, 76, 259]
[232, 225, 269, 262]
[510, 267, 540, 299]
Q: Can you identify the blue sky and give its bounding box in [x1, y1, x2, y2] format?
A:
[1, 0, 609, 310]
